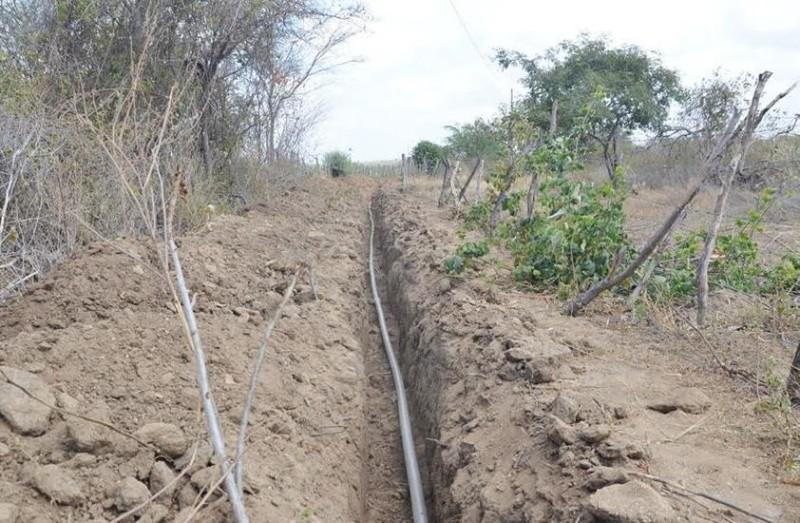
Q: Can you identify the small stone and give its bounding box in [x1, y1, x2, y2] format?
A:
[0, 503, 19, 523]
[268, 421, 292, 436]
[137, 503, 168, 523]
[133, 423, 187, 458]
[557, 450, 576, 468]
[551, 392, 580, 424]
[55, 391, 80, 411]
[613, 406, 629, 419]
[547, 415, 577, 446]
[0, 443, 9, 457]
[113, 477, 150, 514]
[149, 461, 177, 498]
[0, 366, 56, 435]
[177, 482, 198, 509]
[578, 425, 612, 444]
[584, 466, 630, 491]
[294, 291, 316, 304]
[109, 387, 128, 399]
[174, 441, 213, 474]
[66, 401, 115, 454]
[597, 442, 626, 461]
[68, 453, 97, 468]
[587, 480, 677, 523]
[32, 464, 84, 506]
[438, 278, 452, 293]
[647, 388, 712, 415]
[505, 347, 533, 362]
[122, 450, 156, 481]
[625, 444, 650, 461]
[190, 465, 222, 492]
[47, 319, 66, 330]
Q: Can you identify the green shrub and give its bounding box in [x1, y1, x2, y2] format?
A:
[456, 241, 489, 259]
[443, 255, 465, 274]
[411, 140, 444, 174]
[324, 150, 351, 177]
[463, 202, 491, 230]
[644, 189, 800, 301]
[508, 174, 631, 290]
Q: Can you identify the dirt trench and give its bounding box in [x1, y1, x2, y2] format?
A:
[0, 178, 433, 522]
[3, 177, 799, 523]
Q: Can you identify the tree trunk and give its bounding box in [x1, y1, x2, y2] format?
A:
[489, 189, 508, 232]
[524, 168, 539, 221]
[438, 160, 453, 207]
[695, 160, 736, 326]
[200, 117, 212, 179]
[475, 158, 484, 202]
[549, 99, 559, 136]
[787, 342, 800, 406]
[401, 153, 408, 191]
[449, 160, 460, 206]
[696, 72, 773, 325]
[458, 158, 482, 203]
[612, 127, 623, 177]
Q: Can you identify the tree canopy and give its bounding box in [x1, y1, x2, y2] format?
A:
[444, 118, 501, 160]
[497, 35, 684, 181]
[412, 140, 444, 174]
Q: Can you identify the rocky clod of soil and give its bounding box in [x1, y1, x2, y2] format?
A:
[0, 366, 55, 435]
[0, 365, 209, 521]
[587, 480, 678, 522]
[31, 464, 85, 506]
[133, 423, 189, 458]
[646, 388, 712, 415]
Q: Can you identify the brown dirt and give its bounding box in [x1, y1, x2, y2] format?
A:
[372, 179, 800, 522]
[1, 174, 799, 522]
[0, 177, 397, 522]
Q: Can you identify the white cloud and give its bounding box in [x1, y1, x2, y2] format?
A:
[311, 0, 800, 161]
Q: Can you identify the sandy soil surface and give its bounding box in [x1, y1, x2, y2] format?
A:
[1, 174, 799, 522]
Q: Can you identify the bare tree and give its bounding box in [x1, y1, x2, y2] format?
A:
[696, 73, 796, 325]
[566, 72, 795, 316]
[565, 109, 742, 315]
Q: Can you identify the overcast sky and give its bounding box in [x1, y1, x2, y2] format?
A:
[310, 0, 800, 162]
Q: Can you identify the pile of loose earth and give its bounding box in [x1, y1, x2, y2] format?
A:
[371, 184, 800, 522]
[0, 177, 404, 522]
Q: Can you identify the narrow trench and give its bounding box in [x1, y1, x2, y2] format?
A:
[358, 205, 414, 522]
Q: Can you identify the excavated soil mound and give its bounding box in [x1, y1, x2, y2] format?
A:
[2, 175, 800, 523]
[0, 177, 401, 522]
[371, 185, 800, 522]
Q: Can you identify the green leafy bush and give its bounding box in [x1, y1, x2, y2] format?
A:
[457, 241, 489, 259]
[443, 255, 465, 274]
[764, 255, 800, 293]
[412, 140, 444, 174]
[463, 202, 491, 230]
[648, 189, 798, 300]
[324, 151, 351, 177]
[444, 241, 490, 275]
[508, 174, 631, 290]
